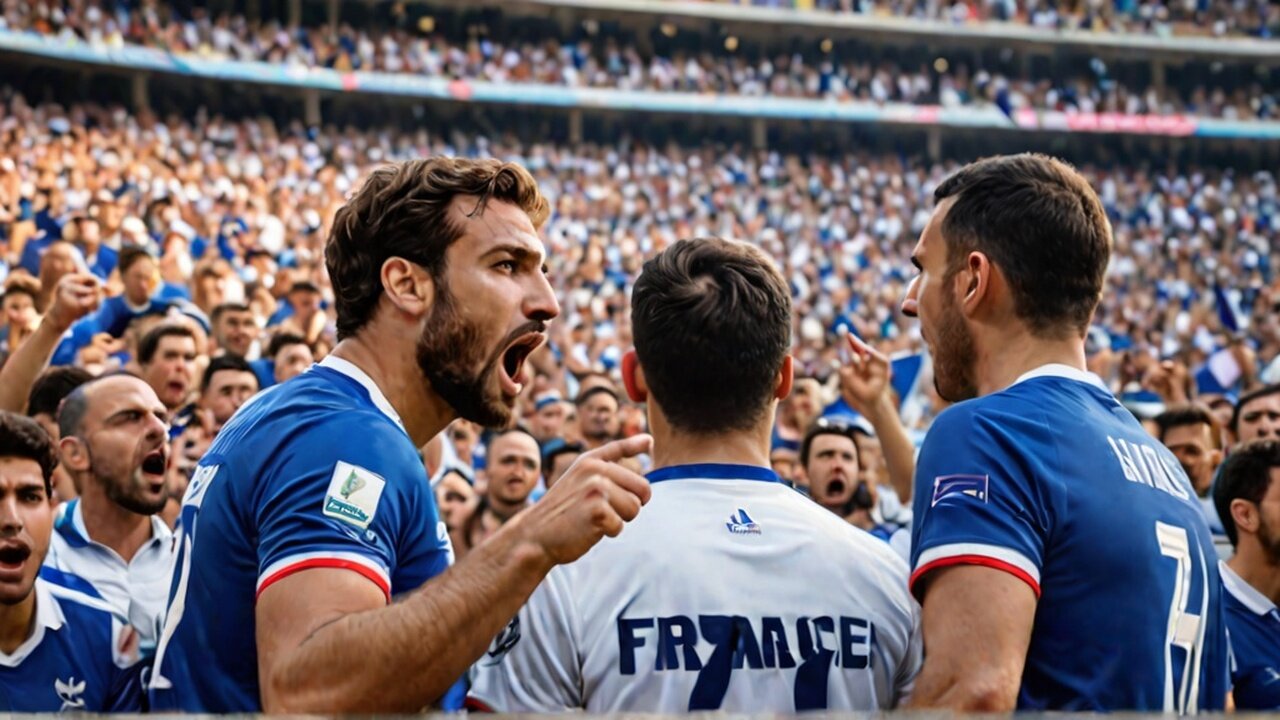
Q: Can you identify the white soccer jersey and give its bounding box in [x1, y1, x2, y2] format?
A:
[469, 463, 921, 713]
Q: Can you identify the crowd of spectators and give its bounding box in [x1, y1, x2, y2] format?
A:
[3, 1, 1277, 120]
[724, 0, 1280, 39]
[0, 90, 1276, 441]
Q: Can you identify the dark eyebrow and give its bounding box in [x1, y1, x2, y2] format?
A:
[482, 244, 542, 265]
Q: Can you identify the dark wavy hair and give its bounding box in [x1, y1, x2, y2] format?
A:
[325, 158, 549, 340]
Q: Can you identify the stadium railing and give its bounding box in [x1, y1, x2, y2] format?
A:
[4, 29, 1280, 141]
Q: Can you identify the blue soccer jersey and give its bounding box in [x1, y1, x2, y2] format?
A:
[0, 579, 144, 712]
[1220, 562, 1280, 709]
[148, 355, 453, 711]
[910, 364, 1228, 712]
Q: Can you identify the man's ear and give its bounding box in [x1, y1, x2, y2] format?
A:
[775, 355, 794, 401]
[380, 257, 433, 319]
[1230, 497, 1259, 537]
[622, 350, 647, 403]
[957, 250, 995, 317]
[59, 436, 91, 474]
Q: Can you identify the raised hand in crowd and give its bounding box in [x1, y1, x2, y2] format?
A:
[0, 272, 101, 412]
[837, 328, 916, 503]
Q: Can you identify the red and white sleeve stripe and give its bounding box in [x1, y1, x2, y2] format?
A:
[257, 551, 391, 602]
[910, 542, 1042, 598]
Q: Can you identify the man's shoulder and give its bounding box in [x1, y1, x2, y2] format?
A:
[222, 368, 407, 444]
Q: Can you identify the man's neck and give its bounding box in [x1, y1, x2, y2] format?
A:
[845, 507, 875, 531]
[581, 433, 612, 451]
[649, 420, 772, 472]
[974, 330, 1088, 397]
[1228, 547, 1280, 607]
[0, 589, 37, 655]
[330, 332, 456, 446]
[77, 484, 154, 563]
[485, 499, 528, 525]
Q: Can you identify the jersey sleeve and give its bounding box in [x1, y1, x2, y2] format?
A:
[467, 567, 582, 711]
[908, 403, 1055, 600]
[253, 417, 428, 603]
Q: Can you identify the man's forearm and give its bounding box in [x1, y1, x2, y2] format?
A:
[0, 318, 66, 412]
[863, 395, 916, 503]
[263, 512, 555, 713]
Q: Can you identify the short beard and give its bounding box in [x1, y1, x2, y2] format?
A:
[416, 282, 545, 429]
[86, 445, 167, 516]
[932, 281, 978, 402]
[1257, 513, 1280, 566]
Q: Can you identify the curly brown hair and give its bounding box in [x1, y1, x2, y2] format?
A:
[325, 158, 549, 340]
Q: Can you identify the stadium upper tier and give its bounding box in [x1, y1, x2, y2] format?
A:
[0, 92, 1275, 390]
[527, 0, 1279, 47]
[1, 2, 1277, 140]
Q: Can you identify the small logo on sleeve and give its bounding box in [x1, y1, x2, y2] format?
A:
[931, 474, 990, 507]
[323, 462, 386, 530]
[726, 508, 762, 535]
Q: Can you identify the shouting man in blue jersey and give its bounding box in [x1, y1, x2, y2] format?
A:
[901, 154, 1228, 712]
[0, 412, 143, 711]
[149, 158, 653, 713]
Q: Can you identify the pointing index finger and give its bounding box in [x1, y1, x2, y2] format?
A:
[584, 433, 653, 463]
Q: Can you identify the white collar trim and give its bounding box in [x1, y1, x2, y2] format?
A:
[0, 579, 65, 668]
[1220, 561, 1278, 616]
[1012, 363, 1109, 393]
[71, 498, 171, 548]
[319, 355, 405, 430]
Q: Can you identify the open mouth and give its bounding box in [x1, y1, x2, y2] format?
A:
[499, 333, 545, 396]
[0, 544, 31, 570]
[825, 478, 847, 498]
[141, 448, 168, 477]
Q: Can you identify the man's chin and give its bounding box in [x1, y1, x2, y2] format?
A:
[0, 576, 37, 606]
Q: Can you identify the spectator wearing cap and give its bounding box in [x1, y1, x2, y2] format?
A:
[529, 391, 569, 445]
[1214, 440, 1280, 710]
[770, 441, 801, 486]
[541, 438, 584, 491]
[574, 385, 620, 451]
